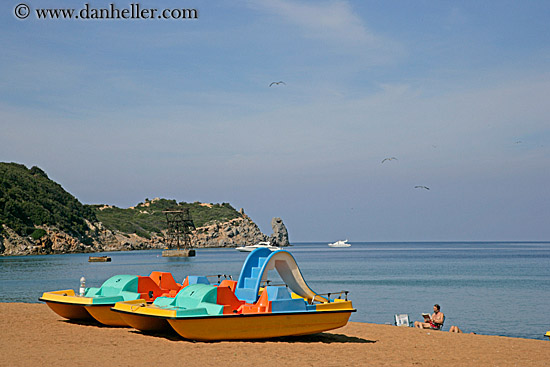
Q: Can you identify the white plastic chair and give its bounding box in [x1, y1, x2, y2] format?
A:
[394, 314, 412, 327]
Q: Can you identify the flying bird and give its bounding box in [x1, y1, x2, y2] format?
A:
[414, 186, 430, 190]
[381, 157, 398, 163]
[269, 81, 286, 87]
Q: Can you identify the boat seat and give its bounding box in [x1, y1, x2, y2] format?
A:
[152, 296, 177, 307]
[92, 275, 139, 297]
[155, 284, 226, 316]
[181, 276, 210, 288]
[149, 271, 181, 291]
[216, 286, 244, 314]
[266, 286, 307, 312]
[218, 279, 237, 292]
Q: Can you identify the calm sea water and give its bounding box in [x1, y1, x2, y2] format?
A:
[1, 242, 549, 340]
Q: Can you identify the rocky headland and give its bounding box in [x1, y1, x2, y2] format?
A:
[0, 214, 289, 256]
[0, 162, 290, 256]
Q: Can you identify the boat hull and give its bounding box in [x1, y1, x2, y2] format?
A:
[167, 310, 354, 341]
[328, 240, 351, 248]
[236, 243, 280, 252]
[236, 247, 254, 252]
[118, 312, 171, 332]
[84, 305, 127, 327]
[39, 289, 93, 320]
[44, 300, 92, 320]
[112, 300, 173, 332]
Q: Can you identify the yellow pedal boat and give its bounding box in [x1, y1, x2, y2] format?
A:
[112, 248, 356, 340]
[40, 271, 182, 326]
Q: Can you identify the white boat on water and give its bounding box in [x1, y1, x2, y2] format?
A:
[328, 240, 351, 248]
[236, 241, 280, 252]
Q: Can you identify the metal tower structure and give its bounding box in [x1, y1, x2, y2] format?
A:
[162, 207, 196, 250]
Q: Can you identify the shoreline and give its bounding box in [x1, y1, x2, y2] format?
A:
[1, 303, 548, 366]
[1, 301, 545, 342]
[0, 244, 294, 257]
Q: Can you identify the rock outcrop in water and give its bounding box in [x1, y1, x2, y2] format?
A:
[269, 217, 290, 247]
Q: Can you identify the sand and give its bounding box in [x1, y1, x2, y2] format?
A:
[1, 303, 548, 367]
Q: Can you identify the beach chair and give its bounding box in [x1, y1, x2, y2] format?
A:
[394, 314, 412, 327]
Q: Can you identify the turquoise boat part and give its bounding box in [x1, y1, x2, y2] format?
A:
[83, 275, 143, 305]
[152, 284, 226, 317]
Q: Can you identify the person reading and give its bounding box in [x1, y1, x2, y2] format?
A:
[414, 304, 444, 330]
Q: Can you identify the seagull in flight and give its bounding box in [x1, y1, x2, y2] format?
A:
[414, 185, 430, 190]
[269, 81, 286, 87]
[381, 157, 398, 163]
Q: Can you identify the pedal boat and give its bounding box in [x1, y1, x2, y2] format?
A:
[112, 278, 239, 332]
[112, 248, 356, 340]
[39, 271, 182, 326]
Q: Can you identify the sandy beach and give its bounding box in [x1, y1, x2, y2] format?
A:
[1, 303, 548, 366]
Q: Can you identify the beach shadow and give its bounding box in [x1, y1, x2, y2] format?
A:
[254, 332, 375, 344]
[129, 330, 374, 344]
[61, 319, 127, 328]
[128, 329, 182, 342]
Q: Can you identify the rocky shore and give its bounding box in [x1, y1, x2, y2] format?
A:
[0, 214, 290, 256]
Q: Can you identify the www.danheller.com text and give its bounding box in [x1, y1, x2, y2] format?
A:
[15, 2, 199, 20]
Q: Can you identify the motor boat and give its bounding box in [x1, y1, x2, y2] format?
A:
[328, 239, 351, 248]
[236, 241, 280, 252]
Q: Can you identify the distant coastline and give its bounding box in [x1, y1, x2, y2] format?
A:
[0, 163, 290, 256]
[1, 213, 290, 256]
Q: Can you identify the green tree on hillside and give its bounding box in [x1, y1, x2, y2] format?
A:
[0, 163, 96, 237]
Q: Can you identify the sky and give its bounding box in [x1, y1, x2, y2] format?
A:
[1, 1, 549, 241]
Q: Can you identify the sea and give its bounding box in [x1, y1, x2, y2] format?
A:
[1, 241, 549, 340]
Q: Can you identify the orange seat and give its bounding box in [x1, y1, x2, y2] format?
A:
[239, 290, 271, 314]
[216, 286, 245, 314]
[137, 276, 163, 302]
[218, 279, 237, 292]
[149, 271, 181, 291]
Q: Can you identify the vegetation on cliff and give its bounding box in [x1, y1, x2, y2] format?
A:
[0, 163, 96, 239]
[0, 162, 269, 256]
[91, 199, 242, 239]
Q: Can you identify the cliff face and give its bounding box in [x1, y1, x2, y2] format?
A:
[192, 216, 267, 248]
[0, 224, 95, 256]
[0, 215, 290, 256]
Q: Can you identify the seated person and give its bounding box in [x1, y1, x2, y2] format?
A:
[414, 304, 444, 330]
[450, 325, 476, 334]
[449, 325, 462, 333]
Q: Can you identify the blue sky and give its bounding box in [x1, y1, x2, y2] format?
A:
[1, 1, 549, 241]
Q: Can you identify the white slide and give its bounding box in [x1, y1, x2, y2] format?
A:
[261, 251, 328, 303]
